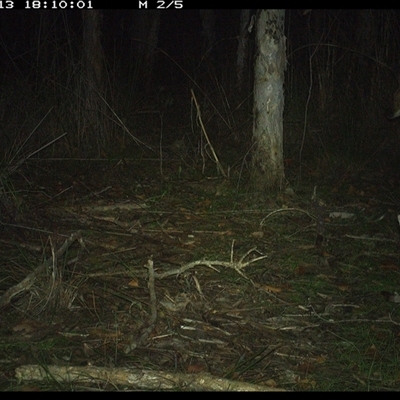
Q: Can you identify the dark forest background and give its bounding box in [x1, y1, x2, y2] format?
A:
[0, 9, 399, 175]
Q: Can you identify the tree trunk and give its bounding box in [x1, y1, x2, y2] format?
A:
[132, 10, 161, 93]
[80, 9, 107, 156]
[251, 10, 286, 193]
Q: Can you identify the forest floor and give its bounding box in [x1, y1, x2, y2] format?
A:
[1, 151, 400, 391]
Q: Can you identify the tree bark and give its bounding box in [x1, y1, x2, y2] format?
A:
[252, 10, 286, 193]
[80, 10, 107, 156]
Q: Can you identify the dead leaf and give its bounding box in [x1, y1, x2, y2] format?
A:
[260, 285, 283, 294]
[187, 364, 205, 373]
[380, 264, 398, 271]
[196, 200, 211, 208]
[264, 379, 278, 388]
[19, 385, 42, 391]
[296, 376, 317, 389]
[297, 361, 315, 373]
[13, 320, 44, 334]
[294, 264, 315, 275]
[83, 342, 95, 357]
[365, 344, 379, 358]
[347, 185, 359, 195]
[315, 355, 327, 364]
[251, 231, 264, 239]
[336, 284, 352, 292]
[128, 279, 139, 287]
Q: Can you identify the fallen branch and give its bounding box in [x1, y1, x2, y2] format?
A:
[155, 245, 268, 280]
[15, 364, 285, 391]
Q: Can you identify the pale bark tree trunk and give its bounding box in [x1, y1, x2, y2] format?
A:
[252, 10, 286, 192]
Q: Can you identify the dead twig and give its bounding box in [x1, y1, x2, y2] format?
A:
[344, 234, 396, 242]
[124, 257, 158, 354]
[260, 207, 316, 226]
[191, 89, 228, 178]
[155, 245, 268, 280]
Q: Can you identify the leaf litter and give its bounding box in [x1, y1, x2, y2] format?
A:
[1, 161, 400, 391]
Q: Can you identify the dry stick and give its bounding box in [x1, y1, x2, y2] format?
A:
[15, 364, 285, 391]
[154, 251, 268, 280]
[0, 231, 86, 309]
[124, 257, 158, 354]
[190, 89, 228, 179]
[260, 207, 317, 226]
